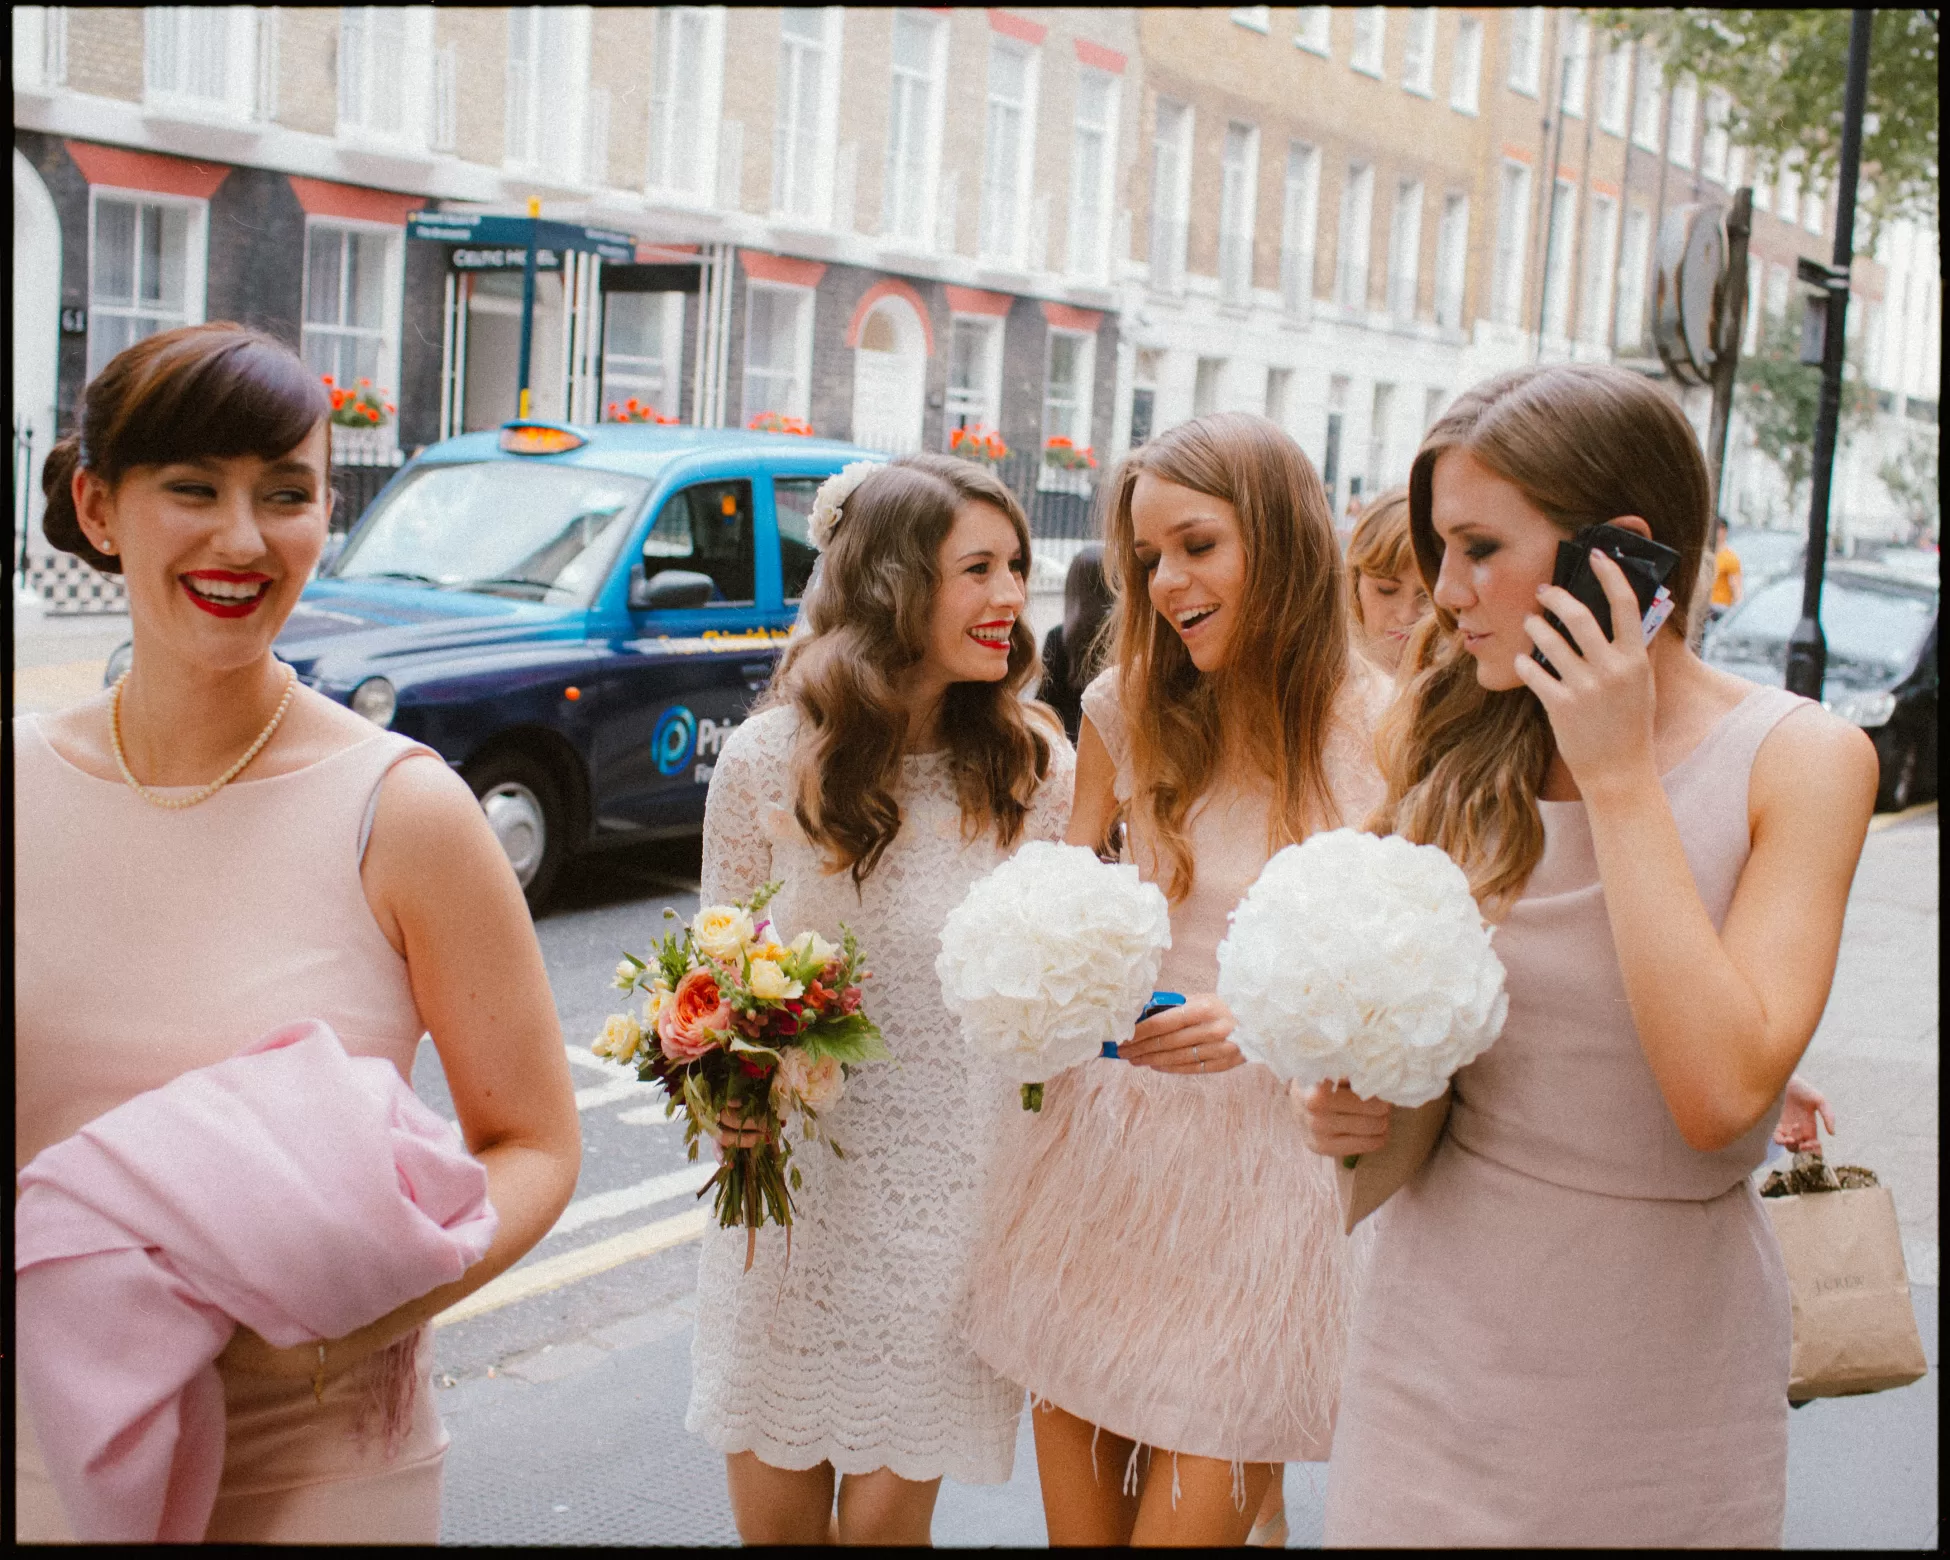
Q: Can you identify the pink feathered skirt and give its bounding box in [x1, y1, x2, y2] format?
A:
[964, 1057, 1358, 1465]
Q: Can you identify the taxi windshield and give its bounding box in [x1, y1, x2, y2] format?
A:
[332, 461, 651, 605]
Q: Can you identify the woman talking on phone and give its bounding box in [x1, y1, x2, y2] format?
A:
[1300, 364, 1877, 1546]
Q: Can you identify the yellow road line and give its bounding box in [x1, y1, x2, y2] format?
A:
[1870, 801, 1937, 832]
[433, 1207, 708, 1328]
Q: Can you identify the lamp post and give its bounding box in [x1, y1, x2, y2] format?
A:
[516, 196, 540, 421]
[1783, 9, 1872, 702]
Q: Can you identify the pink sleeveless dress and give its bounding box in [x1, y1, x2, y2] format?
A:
[1324, 686, 1809, 1546]
[13, 715, 449, 1544]
[964, 662, 1391, 1466]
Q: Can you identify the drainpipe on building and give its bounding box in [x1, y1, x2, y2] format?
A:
[1534, 22, 1574, 361]
[517, 196, 541, 420]
[1609, 42, 1635, 358]
[1570, 37, 1599, 356]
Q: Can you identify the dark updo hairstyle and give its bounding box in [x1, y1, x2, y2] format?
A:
[42, 322, 332, 575]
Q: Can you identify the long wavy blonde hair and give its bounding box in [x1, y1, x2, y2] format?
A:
[1103, 412, 1349, 902]
[766, 453, 1054, 887]
[1373, 364, 1711, 911]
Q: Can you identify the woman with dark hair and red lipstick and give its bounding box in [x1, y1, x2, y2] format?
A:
[14, 323, 581, 1542]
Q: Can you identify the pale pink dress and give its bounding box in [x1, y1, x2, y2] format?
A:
[1324, 687, 1808, 1546]
[13, 715, 449, 1544]
[965, 661, 1391, 1465]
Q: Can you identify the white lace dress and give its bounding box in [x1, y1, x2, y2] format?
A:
[685, 704, 1076, 1485]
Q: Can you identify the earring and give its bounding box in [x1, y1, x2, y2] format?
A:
[98, 538, 117, 554]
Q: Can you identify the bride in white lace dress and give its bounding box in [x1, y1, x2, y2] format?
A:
[686, 454, 1075, 1545]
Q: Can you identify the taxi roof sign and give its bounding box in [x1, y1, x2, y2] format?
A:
[499, 423, 588, 456]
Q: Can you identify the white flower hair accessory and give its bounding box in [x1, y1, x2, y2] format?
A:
[808, 460, 884, 551]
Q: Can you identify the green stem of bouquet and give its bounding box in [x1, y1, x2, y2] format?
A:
[1021, 1082, 1044, 1112]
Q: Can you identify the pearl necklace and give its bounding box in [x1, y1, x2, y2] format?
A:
[111, 665, 299, 809]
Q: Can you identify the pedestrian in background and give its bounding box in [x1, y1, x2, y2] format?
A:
[1710, 516, 1744, 621]
[13, 324, 581, 1542]
[1036, 542, 1112, 743]
[687, 455, 1073, 1545]
[1343, 486, 1430, 677]
[1301, 363, 1878, 1546]
[967, 414, 1392, 1545]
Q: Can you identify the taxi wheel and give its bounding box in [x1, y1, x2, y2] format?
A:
[466, 751, 569, 911]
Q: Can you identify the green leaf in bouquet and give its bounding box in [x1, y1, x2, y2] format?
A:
[742, 880, 783, 918]
[790, 1165, 802, 1190]
[682, 1069, 721, 1136]
[727, 1035, 784, 1066]
[796, 1014, 890, 1066]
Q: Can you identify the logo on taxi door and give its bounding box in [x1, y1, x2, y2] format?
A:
[652, 705, 740, 781]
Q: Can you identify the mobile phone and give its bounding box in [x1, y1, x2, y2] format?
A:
[1106, 991, 1185, 1058]
[1531, 523, 1681, 679]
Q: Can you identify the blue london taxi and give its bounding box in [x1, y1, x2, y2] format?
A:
[107, 422, 876, 908]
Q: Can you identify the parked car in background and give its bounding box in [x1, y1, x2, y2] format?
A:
[107, 422, 876, 907]
[1703, 559, 1939, 811]
[1722, 526, 1806, 593]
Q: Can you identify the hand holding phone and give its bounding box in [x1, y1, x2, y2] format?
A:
[1531, 523, 1680, 679]
[1105, 991, 1184, 1058]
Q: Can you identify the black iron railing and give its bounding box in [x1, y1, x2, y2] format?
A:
[985, 450, 1102, 542]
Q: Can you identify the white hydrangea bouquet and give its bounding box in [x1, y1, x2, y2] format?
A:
[937, 841, 1172, 1110]
[1217, 828, 1508, 1228]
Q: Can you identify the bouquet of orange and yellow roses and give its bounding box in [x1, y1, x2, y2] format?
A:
[594, 883, 885, 1265]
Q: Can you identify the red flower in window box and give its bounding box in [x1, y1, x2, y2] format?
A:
[950, 424, 1009, 464]
[607, 398, 682, 425]
[1043, 436, 1096, 470]
[748, 411, 815, 436]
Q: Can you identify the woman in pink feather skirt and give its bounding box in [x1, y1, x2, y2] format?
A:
[964, 413, 1391, 1545]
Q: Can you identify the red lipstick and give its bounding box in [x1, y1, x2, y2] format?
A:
[180, 569, 273, 619]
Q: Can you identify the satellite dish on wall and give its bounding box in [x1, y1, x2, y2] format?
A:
[1653, 203, 1728, 388]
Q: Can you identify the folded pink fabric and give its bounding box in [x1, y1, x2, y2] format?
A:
[14, 1019, 498, 1543]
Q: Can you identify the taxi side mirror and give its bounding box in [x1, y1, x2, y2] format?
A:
[629, 567, 715, 611]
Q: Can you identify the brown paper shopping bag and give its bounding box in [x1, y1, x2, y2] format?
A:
[1762, 1174, 1928, 1401]
[1334, 1092, 1451, 1235]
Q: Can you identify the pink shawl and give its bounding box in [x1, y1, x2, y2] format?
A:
[13, 1019, 498, 1543]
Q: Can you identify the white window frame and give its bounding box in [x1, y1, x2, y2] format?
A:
[1280, 140, 1321, 318]
[1218, 121, 1260, 307]
[1040, 327, 1097, 491]
[1666, 74, 1697, 169]
[1350, 8, 1385, 78]
[1616, 204, 1651, 347]
[1294, 7, 1331, 57]
[506, 8, 591, 180]
[1597, 39, 1630, 136]
[648, 6, 726, 205]
[1701, 88, 1731, 184]
[144, 6, 258, 123]
[1450, 17, 1483, 115]
[1802, 181, 1827, 236]
[883, 9, 948, 249]
[1193, 355, 1224, 418]
[1725, 143, 1747, 193]
[338, 8, 436, 151]
[86, 187, 209, 381]
[943, 313, 1005, 441]
[1579, 191, 1618, 347]
[1630, 47, 1662, 153]
[1434, 190, 1469, 329]
[1067, 66, 1120, 281]
[601, 290, 686, 418]
[1401, 9, 1436, 97]
[1265, 365, 1293, 427]
[1148, 96, 1193, 294]
[1388, 178, 1423, 322]
[772, 8, 843, 226]
[1541, 178, 1576, 341]
[1336, 161, 1375, 314]
[979, 35, 1040, 267]
[1506, 8, 1543, 97]
[1778, 159, 1802, 227]
[299, 217, 405, 415]
[1367, 380, 1394, 492]
[741, 281, 815, 423]
[1560, 18, 1590, 119]
[1491, 159, 1531, 328]
[13, 8, 71, 91]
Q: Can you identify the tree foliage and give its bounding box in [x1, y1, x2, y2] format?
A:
[1735, 313, 1874, 517]
[1878, 427, 1941, 542]
[1586, 9, 1939, 241]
